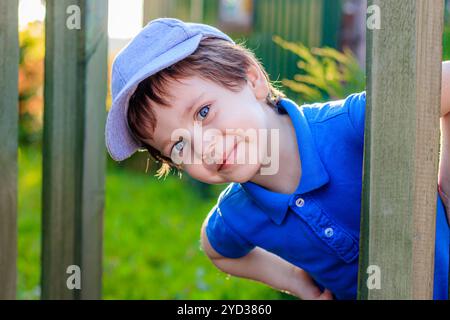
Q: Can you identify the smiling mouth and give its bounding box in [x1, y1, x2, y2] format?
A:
[218, 142, 238, 172]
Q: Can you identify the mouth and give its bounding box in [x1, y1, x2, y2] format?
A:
[218, 142, 238, 172]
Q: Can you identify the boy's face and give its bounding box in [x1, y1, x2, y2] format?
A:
[148, 65, 272, 184]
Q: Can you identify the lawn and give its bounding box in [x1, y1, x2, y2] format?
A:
[17, 144, 290, 300]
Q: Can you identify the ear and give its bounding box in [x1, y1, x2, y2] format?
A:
[246, 60, 270, 102]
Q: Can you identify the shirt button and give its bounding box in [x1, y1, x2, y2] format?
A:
[324, 227, 334, 238]
[295, 197, 305, 207]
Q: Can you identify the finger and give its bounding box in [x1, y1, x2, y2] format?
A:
[318, 289, 334, 300]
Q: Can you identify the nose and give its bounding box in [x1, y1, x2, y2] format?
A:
[202, 137, 222, 166]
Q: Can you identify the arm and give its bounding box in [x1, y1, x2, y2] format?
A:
[200, 221, 333, 300]
[439, 61, 450, 220]
[441, 61, 450, 118]
[439, 113, 450, 221]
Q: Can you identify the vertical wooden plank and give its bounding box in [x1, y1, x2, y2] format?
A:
[79, 0, 108, 300]
[275, 0, 284, 81]
[202, 0, 219, 25]
[42, 0, 108, 300]
[0, 0, 19, 300]
[268, 0, 276, 79]
[284, 0, 296, 89]
[297, 0, 308, 44]
[190, 0, 204, 22]
[143, 0, 165, 25]
[281, 0, 289, 80]
[303, 0, 311, 44]
[260, 0, 269, 69]
[321, 0, 342, 48]
[309, 0, 323, 47]
[358, 0, 444, 299]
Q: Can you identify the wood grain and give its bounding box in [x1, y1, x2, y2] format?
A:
[0, 0, 19, 300]
[42, 0, 108, 299]
[358, 0, 444, 300]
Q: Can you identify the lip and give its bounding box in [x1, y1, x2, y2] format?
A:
[218, 142, 238, 172]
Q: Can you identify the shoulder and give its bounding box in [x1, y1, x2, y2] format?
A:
[216, 182, 242, 203]
[204, 183, 257, 258]
[300, 92, 367, 145]
[213, 183, 257, 221]
[210, 182, 266, 228]
[300, 91, 366, 125]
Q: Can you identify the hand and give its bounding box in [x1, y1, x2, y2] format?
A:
[315, 288, 334, 300]
[286, 267, 334, 300]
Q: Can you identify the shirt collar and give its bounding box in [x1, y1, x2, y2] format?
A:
[241, 98, 330, 225]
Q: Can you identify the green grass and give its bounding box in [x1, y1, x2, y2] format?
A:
[17, 145, 288, 300]
[17, 146, 42, 299]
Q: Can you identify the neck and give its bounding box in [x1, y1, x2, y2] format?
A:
[249, 105, 302, 194]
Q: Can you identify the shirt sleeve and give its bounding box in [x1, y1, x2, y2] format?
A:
[205, 205, 255, 259]
[345, 91, 366, 143]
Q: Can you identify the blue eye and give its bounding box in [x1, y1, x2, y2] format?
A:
[196, 105, 210, 121]
[171, 138, 184, 157]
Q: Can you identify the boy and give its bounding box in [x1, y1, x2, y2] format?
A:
[105, 18, 450, 300]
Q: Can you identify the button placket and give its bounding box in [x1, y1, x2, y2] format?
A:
[290, 196, 358, 263]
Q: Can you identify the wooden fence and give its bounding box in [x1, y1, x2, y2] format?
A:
[0, 0, 447, 300]
[0, 0, 19, 300]
[0, 0, 108, 299]
[358, 0, 445, 299]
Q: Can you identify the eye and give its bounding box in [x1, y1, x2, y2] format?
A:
[196, 105, 210, 121]
[171, 138, 185, 157]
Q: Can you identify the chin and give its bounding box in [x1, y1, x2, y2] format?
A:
[226, 163, 261, 183]
[188, 163, 261, 185]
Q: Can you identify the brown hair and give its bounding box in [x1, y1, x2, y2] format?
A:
[127, 37, 285, 178]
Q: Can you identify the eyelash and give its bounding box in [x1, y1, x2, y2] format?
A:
[170, 104, 211, 157]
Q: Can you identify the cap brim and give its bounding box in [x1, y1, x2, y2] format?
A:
[105, 33, 203, 161]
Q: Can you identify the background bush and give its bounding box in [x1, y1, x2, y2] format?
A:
[273, 35, 365, 104]
[18, 21, 44, 146]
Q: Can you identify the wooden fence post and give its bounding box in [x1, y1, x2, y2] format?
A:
[0, 0, 19, 300]
[42, 0, 108, 299]
[358, 0, 444, 299]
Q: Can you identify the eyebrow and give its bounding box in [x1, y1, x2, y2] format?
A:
[183, 92, 205, 119]
[161, 92, 206, 156]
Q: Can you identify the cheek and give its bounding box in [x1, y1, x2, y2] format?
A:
[220, 101, 265, 127]
[233, 125, 268, 161]
[183, 164, 216, 183]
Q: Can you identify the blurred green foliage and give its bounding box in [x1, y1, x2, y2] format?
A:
[273, 35, 365, 103]
[18, 145, 294, 300]
[18, 21, 45, 145]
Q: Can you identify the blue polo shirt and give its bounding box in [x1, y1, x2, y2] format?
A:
[205, 92, 450, 300]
